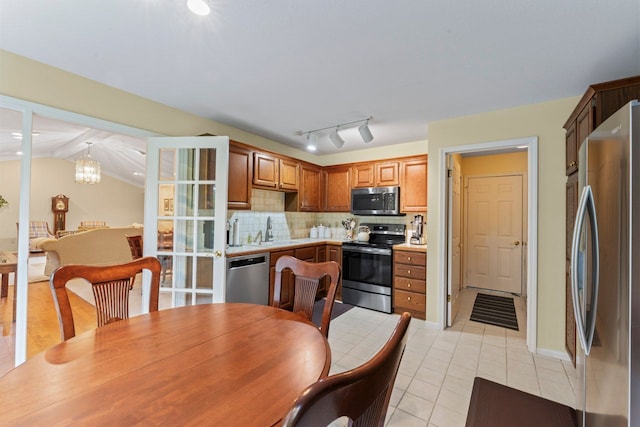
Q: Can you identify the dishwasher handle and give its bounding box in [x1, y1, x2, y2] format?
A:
[228, 255, 268, 269]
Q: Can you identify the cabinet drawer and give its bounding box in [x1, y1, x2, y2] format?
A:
[394, 251, 426, 266]
[270, 249, 295, 267]
[295, 246, 316, 262]
[394, 289, 426, 312]
[393, 264, 426, 280]
[394, 276, 426, 293]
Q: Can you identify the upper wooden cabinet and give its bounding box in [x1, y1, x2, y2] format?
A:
[253, 152, 299, 191]
[400, 156, 428, 212]
[563, 75, 640, 176]
[279, 158, 299, 191]
[323, 165, 351, 212]
[375, 161, 400, 186]
[352, 163, 375, 188]
[253, 152, 279, 188]
[228, 142, 252, 210]
[352, 160, 399, 188]
[299, 163, 322, 211]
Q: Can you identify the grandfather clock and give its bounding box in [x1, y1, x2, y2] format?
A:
[51, 195, 69, 235]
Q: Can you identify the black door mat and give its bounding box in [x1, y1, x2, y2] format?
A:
[470, 293, 519, 330]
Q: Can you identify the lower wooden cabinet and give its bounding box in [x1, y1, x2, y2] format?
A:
[269, 249, 295, 309]
[393, 249, 426, 320]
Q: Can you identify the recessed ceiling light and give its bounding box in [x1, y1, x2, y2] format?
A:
[16, 151, 23, 156]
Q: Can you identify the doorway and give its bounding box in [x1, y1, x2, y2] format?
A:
[465, 173, 525, 295]
[440, 136, 538, 353]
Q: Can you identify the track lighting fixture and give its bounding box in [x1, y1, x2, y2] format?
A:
[329, 127, 345, 148]
[298, 116, 373, 150]
[358, 118, 374, 143]
[306, 132, 318, 151]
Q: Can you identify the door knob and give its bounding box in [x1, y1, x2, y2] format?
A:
[214, 250, 223, 258]
[513, 241, 520, 246]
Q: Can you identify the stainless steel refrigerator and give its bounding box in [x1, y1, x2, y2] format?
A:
[571, 100, 640, 426]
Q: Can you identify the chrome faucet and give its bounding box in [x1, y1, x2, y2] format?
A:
[265, 216, 274, 242]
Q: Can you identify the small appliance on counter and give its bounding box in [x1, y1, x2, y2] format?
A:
[410, 214, 426, 245]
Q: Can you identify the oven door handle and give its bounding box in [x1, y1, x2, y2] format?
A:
[342, 246, 392, 256]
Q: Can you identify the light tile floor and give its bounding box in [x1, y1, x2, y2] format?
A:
[327, 288, 577, 426]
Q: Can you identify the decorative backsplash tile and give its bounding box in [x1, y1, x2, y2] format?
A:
[228, 188, 425, 244]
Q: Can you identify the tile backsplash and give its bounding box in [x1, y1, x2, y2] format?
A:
[228, 189, 425, 244]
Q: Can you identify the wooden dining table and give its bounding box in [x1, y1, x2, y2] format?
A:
[0, 303, 331, 426]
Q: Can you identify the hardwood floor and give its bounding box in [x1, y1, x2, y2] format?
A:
[1, 279, 97, 375]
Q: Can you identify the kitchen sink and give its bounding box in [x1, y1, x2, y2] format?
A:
[248, 240, 297, 247]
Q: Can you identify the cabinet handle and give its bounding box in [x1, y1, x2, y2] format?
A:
[407, 256, 411, 261]
[407, 283, 412, 288]
[407, 296, 411, 301]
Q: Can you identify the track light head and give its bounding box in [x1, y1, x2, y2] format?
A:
[306, 133, 318, 151]
[329, 127, 345, 148]
[358, 120, 374, 143]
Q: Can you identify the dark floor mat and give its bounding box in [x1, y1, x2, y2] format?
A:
[470, 293, 519, 330]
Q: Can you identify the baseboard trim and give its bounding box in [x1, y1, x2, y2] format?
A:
[536, 347, 571, 362]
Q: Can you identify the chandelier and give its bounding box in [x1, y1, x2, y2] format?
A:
[75, 142, 101, 184]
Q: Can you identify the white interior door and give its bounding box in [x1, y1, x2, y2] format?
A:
[447, 156, 462, 326]
[465, 174, 523, 294]
[144, 137, 229, 308]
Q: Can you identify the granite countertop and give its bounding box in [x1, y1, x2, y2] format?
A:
[226, 238, 345, 257]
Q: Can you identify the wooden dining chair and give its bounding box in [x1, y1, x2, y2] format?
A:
[49, 256, 161, 341]
[273, 255, 341, 338]
[125, 234, 144, 289]
[281, 312, 411, 427]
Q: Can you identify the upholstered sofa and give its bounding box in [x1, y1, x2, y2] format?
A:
[37, 227, 143, 275]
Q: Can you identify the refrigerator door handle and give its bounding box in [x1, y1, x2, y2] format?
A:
[570, 185, 600, 356]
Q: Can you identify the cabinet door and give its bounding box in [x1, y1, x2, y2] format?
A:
[565, 121, 578, 176]
[253, 152, 278, 188]
[299, 164, 322, 211]
[400, 156, 428, 212]
[327, 245, 343, 300]
[228, 142, 252, 210]
[324, 165, 351, 212]
[375, 161, 399, 186]
[576, 103, 592, 160]
[352, 163, 375, 188]
[279, 158, 299, 191]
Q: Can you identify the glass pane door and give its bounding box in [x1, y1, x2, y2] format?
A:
[145, 137, 228, 308]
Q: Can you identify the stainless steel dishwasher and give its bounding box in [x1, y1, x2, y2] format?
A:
[226, 252, 270, 305]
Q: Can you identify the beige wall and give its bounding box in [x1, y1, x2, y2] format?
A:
[0, 50, 428, 165]
[427, 97, 579, 354]
[0, 158, 144, 249]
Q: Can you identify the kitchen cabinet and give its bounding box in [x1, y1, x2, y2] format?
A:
[352, 160, 399, 188]
[279, 158, 299, 191]
[299, 163, 322, 211]
[400, 155, 428, 212]
[563, 75, 640, 366]
[393, 249, 426, 320]
[327, 243, 343, 301]
[375, 161, 400, 186]
[253, 152, 299, 191]
[228, 142, 252, 210]
[323, 165, 351, 212]
[352, 162, 375, 188]
[285, 162, 322, 212]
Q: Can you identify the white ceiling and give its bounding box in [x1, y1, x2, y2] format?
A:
[1, 0, 639, 183]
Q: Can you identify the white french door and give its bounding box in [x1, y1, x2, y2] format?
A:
[144, 137, 229, 308]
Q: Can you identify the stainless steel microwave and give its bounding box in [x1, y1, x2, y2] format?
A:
[351, 186, 404, 216]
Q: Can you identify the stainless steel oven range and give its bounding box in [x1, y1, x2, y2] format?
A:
[341, 223, 406, 313]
